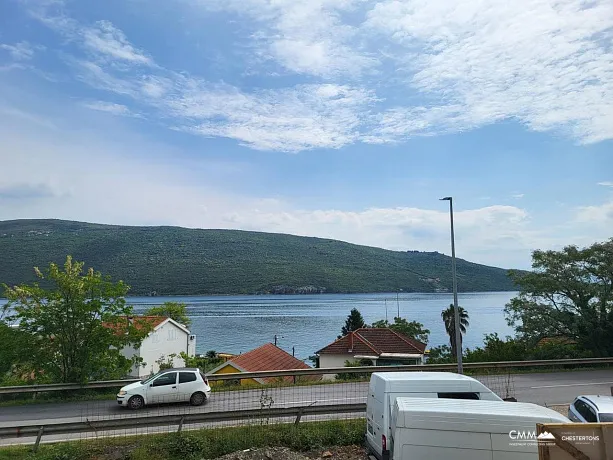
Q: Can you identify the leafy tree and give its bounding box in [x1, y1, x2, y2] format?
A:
[425, 345, 453, 364]
[205, 350, 218, 359]
[441, 304, 470, 360]
[505, 239, 613, 357]
[463, 333, 528, 363]
[0, 323, 35, 383]
[371, 317, 430, 344]
[145, 301, 191, 327]
[180, 352, 223, 372]
[3, 256, 149, 383]
[339, 308, 366, 338]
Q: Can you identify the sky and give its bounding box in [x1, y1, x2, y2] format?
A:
[0, 0, 612, 270]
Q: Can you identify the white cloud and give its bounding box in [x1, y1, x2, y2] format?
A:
[21, 0, 613, 151]
[0, 42, 39, 61]
[82, 101, 138, 117]
[81, 20, 152, 65]
[576, 200, 613, 224]
[365, 0, 613, 144]
[167, 82, 377, 151]
[597, 181, 613, 187]
[198, 0, 377, 78]
[512, 193, 525, 199]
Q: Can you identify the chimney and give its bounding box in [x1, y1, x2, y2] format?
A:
[348, 331, 354, 353]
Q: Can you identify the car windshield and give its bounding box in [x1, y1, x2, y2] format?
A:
[140, 372, 163, 385]
[600, 413, 613, 422]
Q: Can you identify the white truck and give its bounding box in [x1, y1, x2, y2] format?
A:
[390, 398, 570, 460]
[366, 372, 504, 460]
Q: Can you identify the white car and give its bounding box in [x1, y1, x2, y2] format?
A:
[117, 367, 211, 410]
[568, 395, 613, 423]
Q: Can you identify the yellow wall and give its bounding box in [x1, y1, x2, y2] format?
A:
[211, 364, 259, 386]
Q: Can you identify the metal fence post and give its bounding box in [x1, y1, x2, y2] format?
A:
[32, 426, 44, 453]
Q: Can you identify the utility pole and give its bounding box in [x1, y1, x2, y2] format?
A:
[440, 196, 463, 374]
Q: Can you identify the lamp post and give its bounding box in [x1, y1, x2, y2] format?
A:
[440, 196, 463, 374]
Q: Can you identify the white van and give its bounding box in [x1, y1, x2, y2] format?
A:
[391, 398, 570, 460]
[366, 372, 503, 460]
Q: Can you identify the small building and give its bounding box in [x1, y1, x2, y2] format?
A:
[208, 343, 317, 385]
[105, 316, 196, 378]
[315, 328, 427, 379]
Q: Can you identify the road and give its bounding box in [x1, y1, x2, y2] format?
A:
[1, 370, 612, 425]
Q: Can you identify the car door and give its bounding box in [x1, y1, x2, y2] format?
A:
[177, 371, 200, 402]
[147, 372, 178, 404]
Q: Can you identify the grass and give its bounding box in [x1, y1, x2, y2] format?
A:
[0, 419, 366, 460]
[1, 364, 611, 408]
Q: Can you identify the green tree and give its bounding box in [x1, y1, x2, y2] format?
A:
[371, 317, 430, 344]
[0, 323, 35, 383]
[339, 308, 366, 338]
[463, 333, 528, 363]
[441, 304, 470, 360]
[145, 301, 191, 327]
[504, 239, 613, 357]
[3, 256, 149, 383]
[205, 350, 218, 359]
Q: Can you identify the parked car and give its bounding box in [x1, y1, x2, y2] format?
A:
[568, 395, 613, 423]
[366, 372, 503, 460]
[117, 367, 211, 410]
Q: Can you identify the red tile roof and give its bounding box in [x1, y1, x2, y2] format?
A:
[316, 328, 427, 356]
[227, 343, 314, 383]
[537, 336, 578, 346]
[103, 316, 168, 335]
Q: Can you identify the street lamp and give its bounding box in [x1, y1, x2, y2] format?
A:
[440, 197, 463, 374]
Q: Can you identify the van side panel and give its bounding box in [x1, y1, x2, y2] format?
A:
[397, 428, 492, 449]
[401, 445, 493, 460]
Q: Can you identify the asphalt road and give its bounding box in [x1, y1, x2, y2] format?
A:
[1, 370, 612, 425]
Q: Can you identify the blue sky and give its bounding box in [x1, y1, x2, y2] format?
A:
[0, 0, 612, 269]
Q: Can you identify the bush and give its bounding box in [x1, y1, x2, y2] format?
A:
[2, 420, 366, 460]
[336, 360, 372, 381]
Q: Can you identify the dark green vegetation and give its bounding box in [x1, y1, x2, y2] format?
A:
[0, 419, 366, 460]
[505, 238, 613, 357]
[0, 219, 517, 295]
[428, 237, 613, 362]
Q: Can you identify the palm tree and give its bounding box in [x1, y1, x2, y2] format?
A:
[441, 304, 470, 360]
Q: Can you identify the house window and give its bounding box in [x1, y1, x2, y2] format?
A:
[151, 332, 160, 343]
[168, 328, 177, 341]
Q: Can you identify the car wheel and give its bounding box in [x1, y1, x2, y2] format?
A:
[190, 392, 207, 406]
[128, 395, 145, 410]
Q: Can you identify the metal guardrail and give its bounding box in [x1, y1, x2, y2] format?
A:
[1, 357, 612, 395]
[0, 403, 367, 440]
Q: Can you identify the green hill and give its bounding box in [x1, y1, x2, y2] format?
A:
[0, 219, 517, 295]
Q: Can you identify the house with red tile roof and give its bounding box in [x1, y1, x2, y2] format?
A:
[315, 328, 426, 379]
[104, 315, 196, 378]
[208, 343, 319, 385]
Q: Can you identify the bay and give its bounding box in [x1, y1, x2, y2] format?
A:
[128, 292, 517, 362]
[1, 292, 517, 363]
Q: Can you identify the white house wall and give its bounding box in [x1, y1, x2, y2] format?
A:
[138, 322, 191, 377]
[319, 354, 358, 380]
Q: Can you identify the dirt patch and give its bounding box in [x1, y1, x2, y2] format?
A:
[214, 446, 370, 460]
[547, 404, 570, 417]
